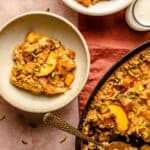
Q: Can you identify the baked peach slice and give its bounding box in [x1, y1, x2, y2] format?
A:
[65, 73, 74, 87]
[109, 104, 129, 132]
[77, 0, 91, 7]
[26, 32, 42, 44]
[36, 51, 57, 77]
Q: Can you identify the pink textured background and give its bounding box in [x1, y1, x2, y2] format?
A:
[0, 0, 78, 150]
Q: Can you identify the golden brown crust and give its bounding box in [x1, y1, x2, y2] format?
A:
[10, 32, 76, 95]
[81, 48, 150, 149]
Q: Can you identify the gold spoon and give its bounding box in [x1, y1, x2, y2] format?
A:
[43, 113, 100, 146]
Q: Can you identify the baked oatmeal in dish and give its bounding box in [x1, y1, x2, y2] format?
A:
[10, 32, 76, 95]
[81, 47, 150, 149]
[77, 0, 108, 7]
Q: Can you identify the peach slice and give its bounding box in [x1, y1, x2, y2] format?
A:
[65, 73, 74, 87]
[109, 104, 128, 132]
[36, 51, 57, 77]
[47, 51, 57, 65]
[77, 0, 91, 7]
[26, 32, 42, 43]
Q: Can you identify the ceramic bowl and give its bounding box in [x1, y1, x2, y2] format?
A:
[63, 0, 133, 16]
[0, 11, 90, 113]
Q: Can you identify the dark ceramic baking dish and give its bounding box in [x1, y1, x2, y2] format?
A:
[76, 41, 150, 150]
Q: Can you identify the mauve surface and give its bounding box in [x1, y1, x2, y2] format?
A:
[0, 0, 78, 150]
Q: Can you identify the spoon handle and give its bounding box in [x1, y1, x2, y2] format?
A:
[43, 113, 99, 145]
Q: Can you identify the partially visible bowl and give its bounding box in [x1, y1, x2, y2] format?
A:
[62, 0, 133, 16]
[0, 11, 90, 113]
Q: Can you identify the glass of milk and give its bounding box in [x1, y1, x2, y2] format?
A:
[126, 0, 150, 31]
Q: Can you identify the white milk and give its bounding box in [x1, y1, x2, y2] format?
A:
[126, 0, 150, 31]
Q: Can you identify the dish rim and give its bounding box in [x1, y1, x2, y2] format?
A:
[0, 11, 90, 113]
[62, 0, 132, 16]
[75, 41, 150, 149]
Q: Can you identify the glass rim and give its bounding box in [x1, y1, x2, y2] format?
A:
[132, 0, 150, 28]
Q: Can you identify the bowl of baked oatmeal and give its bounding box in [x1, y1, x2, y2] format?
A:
[0, 11, 90, 113]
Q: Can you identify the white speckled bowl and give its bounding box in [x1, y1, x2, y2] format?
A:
[0, 11, 90, 113]
[63, 0, 133, 16]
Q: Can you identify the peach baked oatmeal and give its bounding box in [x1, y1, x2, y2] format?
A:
[10, 32, 76, 95]
[81, 47, 150, 149]
[77, 0, 109, 7]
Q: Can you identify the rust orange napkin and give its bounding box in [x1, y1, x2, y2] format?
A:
[78, 10, 150, 115]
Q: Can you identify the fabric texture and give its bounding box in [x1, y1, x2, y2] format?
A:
[78, 10, 150, 115]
